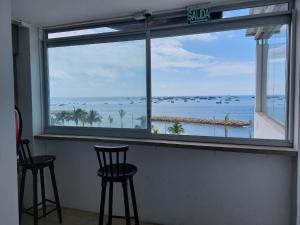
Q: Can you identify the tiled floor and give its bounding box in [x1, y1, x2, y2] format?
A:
[21, 207, 154, 225]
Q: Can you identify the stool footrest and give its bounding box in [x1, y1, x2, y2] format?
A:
[22, 199, 58, 219]
[111, 215, 135, 219]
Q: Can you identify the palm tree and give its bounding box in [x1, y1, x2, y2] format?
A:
[151, 125, 159, 134]
[72, 107, 87, 126]
[168, 121, 184, 135]
[224, 113, 230, 137]
[118, 109, 126, 128]
[86, 110, 102, 126]
[50, 115, 56, 125]
[139, 116, 147, 128]
[72, 107, 80, 126]
[54, 110, 69, 125]
[79, 110, 88, 126]
[64, 111, 74, 125]
[136, 116, 146, 129]
[248, 119, 253, 138]
[108, 115, 113, 128]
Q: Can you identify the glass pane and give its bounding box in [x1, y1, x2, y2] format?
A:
[264, 25, 287, 125]
[223, 3, 288, 18]
[151, 25, 288, 140]
[48, 40, 147, 129]
[47, 21, 145, 39]
[48, 27, 119, 39]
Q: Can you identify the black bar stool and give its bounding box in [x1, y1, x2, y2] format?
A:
[15, 107, 62, 225]
[18, 140, 63, 225]
[94, 145, 140, 225]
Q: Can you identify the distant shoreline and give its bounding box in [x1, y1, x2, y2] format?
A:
[51, 95, 259, 99]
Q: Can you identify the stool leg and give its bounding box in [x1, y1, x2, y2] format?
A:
[129, 177, 140, 225]
[122, 180, 131, 225]
[19, 168, 26, 223]
[99, 180, 107, 225]
[108, 182, 113, 225]
[32, 169, 38, 225]
[40, 168, 46, 217]
[49, 163, 63, 224]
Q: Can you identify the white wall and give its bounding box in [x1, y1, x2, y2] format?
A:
[294, 0, 300, 225]
[0, 0, 20, 224]
[16, 26, 43, 144]
[37, 139, 293, 225]
[14, 25, 45, 207]
[254, 112, 285, 140]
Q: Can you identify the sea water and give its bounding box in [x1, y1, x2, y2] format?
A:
[50, 95, 285, 138]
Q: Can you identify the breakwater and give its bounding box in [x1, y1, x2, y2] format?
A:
[151, 116, 250, 127]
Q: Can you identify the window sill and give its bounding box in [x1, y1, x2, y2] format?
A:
[35, 134, 297, 156]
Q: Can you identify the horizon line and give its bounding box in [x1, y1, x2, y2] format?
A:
[50, 94, 286, 98]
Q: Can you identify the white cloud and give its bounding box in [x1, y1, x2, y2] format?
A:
[49, 31, 257, 97]
[151, 37, 214, 70]
[178, 33, 219, 42]
[49, 69, 74, 80]
[152, 35, 255, 77]
[48, 40, 145, 83]
[49, 32, 222, 83]
[268, 43, 286, 63]
[205, 61, 255, 77]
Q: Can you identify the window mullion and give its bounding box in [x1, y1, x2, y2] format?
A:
[146, 30, 152, 134]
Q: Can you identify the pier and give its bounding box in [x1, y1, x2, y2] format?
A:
[151, 116, 250, 127]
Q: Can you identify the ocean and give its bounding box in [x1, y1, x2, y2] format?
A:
[49, 95, 285, 138]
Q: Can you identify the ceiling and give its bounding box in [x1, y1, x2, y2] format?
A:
[11, 0, 242, 27]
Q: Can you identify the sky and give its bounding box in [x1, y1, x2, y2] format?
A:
[48, 23, 287, 98]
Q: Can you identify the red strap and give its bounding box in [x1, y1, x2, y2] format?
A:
[15, 110, 20, 145]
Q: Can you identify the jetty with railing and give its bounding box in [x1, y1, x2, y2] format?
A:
[151, 116, 250, 127]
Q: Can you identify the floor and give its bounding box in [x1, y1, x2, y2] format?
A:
[21, 207, 155, 225]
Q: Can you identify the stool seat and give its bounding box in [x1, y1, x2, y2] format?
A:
[98, 163, 137, 179]
[22, 155, 56, 169]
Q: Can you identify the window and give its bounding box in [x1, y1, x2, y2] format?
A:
[48, 27, 119, 39]
[44, 0, 292, 146]
[151, 23, 288, 140]
[263, 25, 287, 125]
[47, 39, 147, 129]
[222, 3, 289, 18]
[47, 21, 145, 39]
[151, 29, 256, 138]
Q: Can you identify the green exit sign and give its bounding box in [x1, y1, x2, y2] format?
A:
[187, 7, 210, 24]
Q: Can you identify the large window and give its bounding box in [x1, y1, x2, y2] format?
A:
[48, 39, 147, 129]
[44, 0, 293, 145]
[151, 29, 256, 138]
